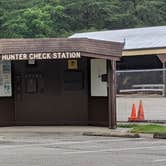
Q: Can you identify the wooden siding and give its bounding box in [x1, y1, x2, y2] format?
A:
[0, 38, 123, 60]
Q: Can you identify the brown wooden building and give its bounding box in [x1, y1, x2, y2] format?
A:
[0, 38, 123, 128]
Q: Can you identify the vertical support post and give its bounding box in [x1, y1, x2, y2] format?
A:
[157, 55, 166, 97]
[163, 62, 166, 97]
[107, 60, 117, 129]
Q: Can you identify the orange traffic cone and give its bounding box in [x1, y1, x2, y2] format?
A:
[128, 103, 137, 122]
[137, 100, 145, 121]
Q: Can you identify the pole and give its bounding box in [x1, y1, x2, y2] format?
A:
[163, 62, 166, 97]
[107, 60, 117, 129]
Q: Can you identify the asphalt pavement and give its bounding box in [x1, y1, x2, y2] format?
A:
[0, 127, 165, 166]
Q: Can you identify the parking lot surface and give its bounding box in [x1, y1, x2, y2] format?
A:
[0, 129, 166, 166]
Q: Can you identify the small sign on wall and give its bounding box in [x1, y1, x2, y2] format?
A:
[68, 60, 78, 70]
[91, 59, 107, 96]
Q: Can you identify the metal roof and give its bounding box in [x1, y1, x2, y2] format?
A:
[70, 26, 166, 51]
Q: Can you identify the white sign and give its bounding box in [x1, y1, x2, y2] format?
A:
[0, 61, 12, 97]
[91, 59, 107, 96]
[0, 52, 81, 61]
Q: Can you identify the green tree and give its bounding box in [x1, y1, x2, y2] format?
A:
[1, 8, 53, 38]
[0, 0, 166, 38]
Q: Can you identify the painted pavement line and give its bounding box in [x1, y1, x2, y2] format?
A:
[50, 138, 143, 145]
[136, 141, 166, 144]
[61, 145, 166, 155]
[0, 138, 143, 146]
[154, 159, 166, 162]
[0, 138, 143, 150]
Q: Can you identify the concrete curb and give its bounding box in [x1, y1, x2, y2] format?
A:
[153, 133, 166, 139]
[139, 133, 153, 139]
[83, 132, 140, 138]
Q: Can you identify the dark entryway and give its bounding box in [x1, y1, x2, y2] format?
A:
[117, 55, 162, 70]
[13, 58, 89, 125]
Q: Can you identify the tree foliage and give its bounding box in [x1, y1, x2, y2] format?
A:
[0, 0, 166, 38]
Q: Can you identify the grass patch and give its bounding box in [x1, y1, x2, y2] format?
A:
[118, 124, 166, 134]
[118, 124, 138, 128]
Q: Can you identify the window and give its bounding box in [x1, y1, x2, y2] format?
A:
[64, 70, 84, 90]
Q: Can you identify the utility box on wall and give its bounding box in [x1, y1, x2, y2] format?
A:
[91, 59, 107, 96]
